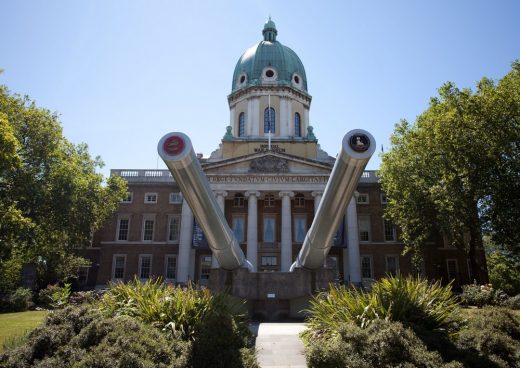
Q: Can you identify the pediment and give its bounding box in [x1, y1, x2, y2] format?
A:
[202, 151, 333, 175]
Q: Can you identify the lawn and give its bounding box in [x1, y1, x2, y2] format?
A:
[0, 310, 48, 352]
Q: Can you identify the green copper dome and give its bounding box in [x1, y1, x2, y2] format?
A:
[231, 18, 308, 94]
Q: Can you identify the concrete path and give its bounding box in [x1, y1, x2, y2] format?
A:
[252, 322, 308, 368]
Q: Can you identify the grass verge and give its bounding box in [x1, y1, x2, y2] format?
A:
[0, 310, 48, 352]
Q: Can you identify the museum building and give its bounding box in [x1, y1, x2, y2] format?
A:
[82, 19, 482, 289]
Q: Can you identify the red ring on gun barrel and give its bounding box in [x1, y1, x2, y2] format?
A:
[163, 135, 185, 155]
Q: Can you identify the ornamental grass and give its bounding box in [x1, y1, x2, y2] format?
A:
[303, 274, 460, 340]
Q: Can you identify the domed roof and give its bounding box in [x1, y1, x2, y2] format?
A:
[231, 18, 308, 94]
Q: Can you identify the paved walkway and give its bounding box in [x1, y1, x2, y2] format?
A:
[252, 322, 307, 368]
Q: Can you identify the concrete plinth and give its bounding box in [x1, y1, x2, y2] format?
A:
[208, 268, 335, 320]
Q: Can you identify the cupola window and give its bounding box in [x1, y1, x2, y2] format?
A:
[238, 112, 245, 137]
[294, 112, 301, 137]
[264, 107, 276, 134]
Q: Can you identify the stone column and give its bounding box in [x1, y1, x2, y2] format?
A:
[279, 191, 294, 272]
[177, 199, 194, 284]
[245, 191, 260, 272]
[211, 191, 228, 268]
[347, 195, 361, 285]
[311, 191, 323, 214]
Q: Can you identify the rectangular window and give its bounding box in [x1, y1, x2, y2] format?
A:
[143, 218, 154, 241]
[139, 255, 152, 280]
[358, 215, 370, 242]
[168, 215, 180, 243]
[165, 255, 177, 281]
[380, 193, 388, 204]
[200, 255, 212, 280]
[294, 194, 305, 207]
[232, 216, 245, 243]
[264, 194, 275, 207]
[233, 194, 244, 207]
[357, 193, 369, 204]
[117, 217, 130, 241]
[384, 220, 396, 242]
[144, 193, 158, 204]
[294, 215, 306, 243]
[169, 192, 182, 204]
[263, 216, 276, 243]
[361, 256, 373, 279]
[385, 255, 399, 276]
[122, 192, 133, 203]
[447, 259, 459, 283]
[112, 255, 126, 281]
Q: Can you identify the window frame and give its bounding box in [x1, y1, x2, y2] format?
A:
[112, 254, 126, 281]
[116, 215, 130, 241]
[199, 255, 212, 280]
[167, 214, 181, 243]
[164, 254, 177, 282]
[264, 107, 276, 134]
[144, 192, 158, 204]
[121, 192, 133, 203]
[232, 215, 246, 243]
[361, 255, 373, 279]
[383, 219, 396, 242]
[238, 112, 245, 137]
[169, 192, 182, 204]
[446, 259, 459, 283]
[138, 254, 152, 280]
[357, 193, 369, 204]
[380, 193, 389, 204]
[142, 215, 155, 242]
[263, 215, 276, 243]
[385, 254, 400, 276]
[233, 193, 245, 207]
[294, 112, 301, 137]
[294, 193, 305, 207]
[293, 214, 307, 243]
[358, 215, 371, 242]
[264, 194, 275, 207]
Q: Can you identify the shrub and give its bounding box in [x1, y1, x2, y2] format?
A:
[99, 277, 258, 367]
[305, 320, 461, 368]
[0, 288, 33, 312]
[455, 308, 520, 367]
[68, 290, 102, 306]
[37, 283, 71, 309]
[0, 306, 190, 368]
[504, 294, 520, 310]
[461, 284, 495, 307]
[303, 274, 459, 340]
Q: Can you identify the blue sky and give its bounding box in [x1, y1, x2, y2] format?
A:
[1, 1, 519, 177]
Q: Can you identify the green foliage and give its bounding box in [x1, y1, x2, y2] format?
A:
[486, 243, 520, 295]
[379, 62, 520, 280]
[0, 288, 33, 312]
[0, 306, 190, 368]
[37, 283, 71, 309]
[455, 307, 520, 367]
[0, 85, 128, 291]
[305, 320, 459, 368]
[461, 284, 495, 307]
[303, 275, 459, 340]
[99, 277, 258, 367]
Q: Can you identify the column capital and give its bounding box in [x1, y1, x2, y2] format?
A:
[279, 191, 294, 198]
[311, 191, 323, 198]
[245, 191, 260, 198]
[213, 190, 228, 198]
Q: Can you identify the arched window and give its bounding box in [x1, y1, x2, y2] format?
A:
[264, 107, 275, 134]
[294, 112, 301, 137]
[238, 112, 245, 137]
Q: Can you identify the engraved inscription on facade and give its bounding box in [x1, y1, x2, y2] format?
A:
[207, 175, 328, 184]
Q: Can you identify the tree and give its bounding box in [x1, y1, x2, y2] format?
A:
[379, 61, 520, 283]
[0, 86, 127, 291]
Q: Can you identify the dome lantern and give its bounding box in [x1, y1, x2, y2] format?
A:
[263, 17, 277, 42]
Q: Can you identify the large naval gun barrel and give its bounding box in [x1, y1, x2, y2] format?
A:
[158, 132, 252, 271]
[291, 129, 376, 271]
